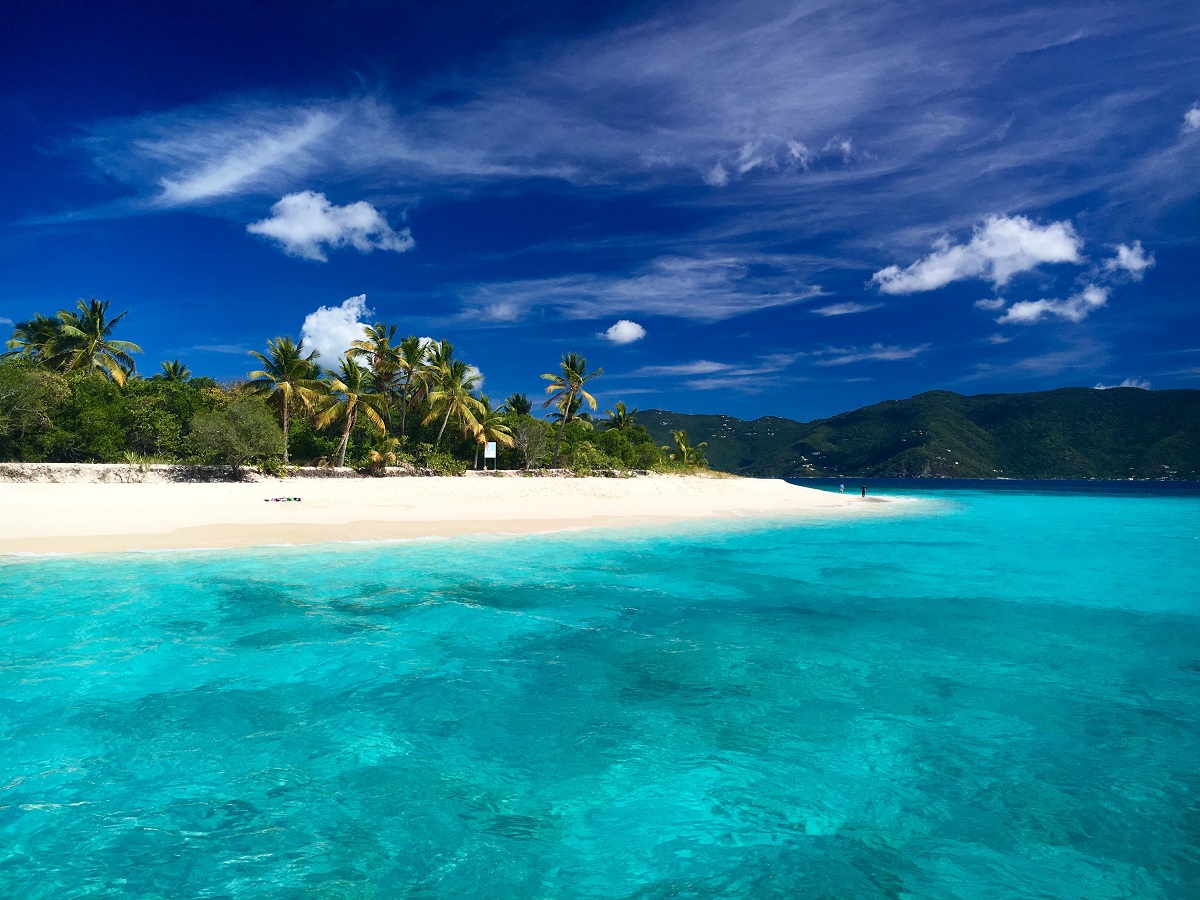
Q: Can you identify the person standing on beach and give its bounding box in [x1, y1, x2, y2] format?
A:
[861, 484, 867, 498]
[840, 483, 844, 493]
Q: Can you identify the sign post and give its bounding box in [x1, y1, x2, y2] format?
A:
[484, 441, 497, 472]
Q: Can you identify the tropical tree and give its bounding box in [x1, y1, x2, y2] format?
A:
[601, 400, 637, 431]
[246, 337, 325, 464]
[542, 353, 602, 468]
[425, 358, 484, 448]
[502, 392, 533, 416]
[471, 394, 515, 468]
[189, 400, 284, 477]
[315, 359, 388, 468]
[156, 360, 191, 382]
[395, 335, 428, 439]
[661, 429, 708, 467]
[349, 323, 401, 429]
[4, 314, 66, 365]
[367, 435, 404, 476]
[510, 416, 552, 471]
[56, 298, 143, 385]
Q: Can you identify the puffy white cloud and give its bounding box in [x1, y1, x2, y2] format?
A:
[813, 343, 931, 366]
[996, 285, 1107, 324]
[973, 297, 1006, 311]
[601, 319, 647, 344]
[872, 215, 1082, 294]
[300, 294, 372, 364]
[0, 317, 12, 326]
[247, 191, 414, 262]
[1104, 240, 1155, 278]
[1185, 105, 1200, 132]
[811, 301, 882, 316]
[1094, 377, 1150, 390]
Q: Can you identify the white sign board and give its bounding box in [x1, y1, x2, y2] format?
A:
[484, 441, 497, 459]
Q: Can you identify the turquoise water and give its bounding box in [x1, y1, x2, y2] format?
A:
[2, 488, 1199, 898]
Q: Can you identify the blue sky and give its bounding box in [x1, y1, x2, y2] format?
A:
[2, 0, 1197, 421]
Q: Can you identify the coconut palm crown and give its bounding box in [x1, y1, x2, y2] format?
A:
[55, 298, 143, 385]
[315, 359, 388, 468]
[246, 336, 325, 464]
[542, 352, 602, 468]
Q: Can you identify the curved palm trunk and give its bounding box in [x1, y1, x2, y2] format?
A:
[551, 415, 567, 468]
[435, 403, 453, 448]
[399, 378, 410, 439]
[336, 407, 357, 468]
[281, 397, 290, 464]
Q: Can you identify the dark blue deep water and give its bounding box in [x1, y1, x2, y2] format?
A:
[2, 486, 1199, 897]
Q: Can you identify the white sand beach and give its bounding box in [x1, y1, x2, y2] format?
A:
[0, 472, 891, 555]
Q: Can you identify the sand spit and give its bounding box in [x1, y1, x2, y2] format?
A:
[0, 467, 895, 555]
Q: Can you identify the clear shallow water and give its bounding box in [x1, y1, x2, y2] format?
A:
[2, 489, 1199, 898]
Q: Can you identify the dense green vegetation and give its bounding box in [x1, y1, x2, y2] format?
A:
[1, 299, 693, 476]
[642, 388, 1200, 480]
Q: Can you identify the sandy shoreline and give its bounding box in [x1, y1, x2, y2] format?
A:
[0, 474, 892, 555]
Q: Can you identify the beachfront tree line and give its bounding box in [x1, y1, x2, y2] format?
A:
[0, 298, 706, 474]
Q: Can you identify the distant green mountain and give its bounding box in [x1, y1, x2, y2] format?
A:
[641, 388, 1200, 480]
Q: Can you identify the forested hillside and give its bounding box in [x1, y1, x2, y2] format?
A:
[642, 388, 1200, 480]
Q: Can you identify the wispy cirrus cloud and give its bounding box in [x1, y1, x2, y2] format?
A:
[813, 343, 931, 366]
[811, 301, 882, 317]
[460, 256, 822, 324]
[625, 353, 802, 392]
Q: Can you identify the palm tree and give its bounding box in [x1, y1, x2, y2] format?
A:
[502, 392, 533, 416]
[316, 359, 389, 468]
[549, 393, 594, 429]
[349, 323, 401, 429]
[662, 429, 708, 467]
[425, 358, 484, 448]
[471, 394, 515, 468]
[246, 336, 325, 464]
[395, 335, 428, 439]
[601, 401, 637, 431]
[156, 359, 191, 382]
[367, 435, 403, 476]
[56, 298, 143, 385]
[4, 313, 65, 364]
[542, 352, 603, 468]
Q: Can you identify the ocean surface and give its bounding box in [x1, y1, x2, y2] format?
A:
[2, 482, 1199, 898]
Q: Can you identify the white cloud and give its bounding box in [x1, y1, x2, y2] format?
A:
[1094, 377, 1150, 390]
[811, 301, 882, 317]
[1185, 105, 1200, 133]
[300, 294, 372, 364]
[1104, 241, 1154, 278]
[0, 317, 12, 326]
[461, 256, 822, 323]
[704, 163, 730, 187]
[872, 215, 1082, 294]
[813, 343, 931, 366]
[155, 111, 337, 205]
[985, 333, 1011, 345]
[629, 360, 731, 377]
[973, 297, 1006, 311]
[601, 320, 647, 344]
[996, 285, 1108, 324]
[247, 191, 414, 262]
